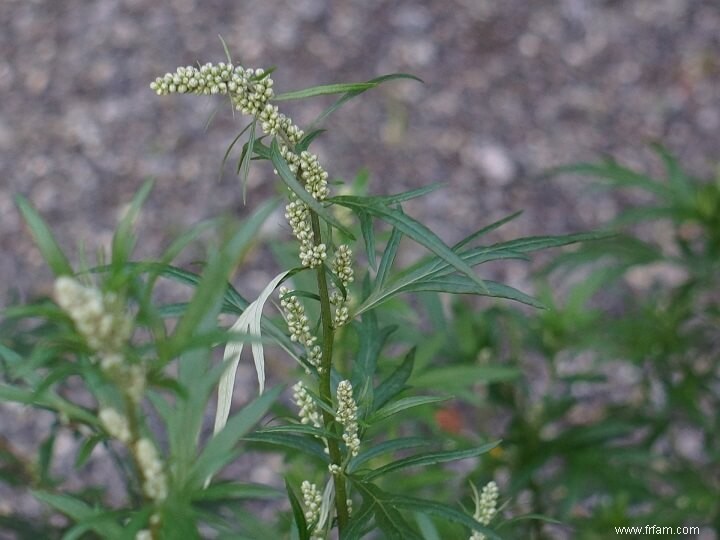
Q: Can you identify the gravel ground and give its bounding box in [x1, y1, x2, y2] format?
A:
[1, 0, 719, 534]
[2, 0, 719, 304]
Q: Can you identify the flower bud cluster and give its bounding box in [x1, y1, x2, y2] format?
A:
[279, 287, 316, 347]
[301, 480, 322, 524]
[99, 408, 131, 444]
[259, 104, 304, 143]
[150, 63, 274, 116]
[332, 245, 354, 287]
[135, 438, 168, 502]
[279, 145, 329, 201]
[54, 277, 146, 403]
[330, 291, 349, 329]
[335, 380, 360, 457]
[293, 382, 323, 429]
[54, 277, 132, 354]
[284, 199, 327, 269]
[470, 481, 499, 540]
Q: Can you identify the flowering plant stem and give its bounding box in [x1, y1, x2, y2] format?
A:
[311, 211, 351, 531]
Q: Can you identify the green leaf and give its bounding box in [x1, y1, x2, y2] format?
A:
[0, 385, 99, 426]
[364, 442, 500, 481]
[192, 481, 281, 502]
[295, 129, 326, 152]
[349, 483, 423, 540]
[452, 211, 523, 251]
[327, 184, 443, 208]
[274, 82, 377, 101]
[170, 199, 275, 353]
[373, 348, 415, 411]
[269, 139, 355, 238]
[375, 225, 403, 289]
[389, 495, 502, 540]
[331, 197, 487, 301]
[242, 432, 330, 462]
[239, 120, 257, 203]
[309, 73, 423, 129]
[15, 195, 73, 276]
[351, 307, 396, 407]
[359, 211, 377, 270]
[551, 160, 675, 200]
[111, 180, 153, 265]
[349, 437, 431, 472]
[32, 492, 124, 540]
[74, 435, 103, 469]
[412, 366, 520, 389]
[650, 142, 694, 201]
[399, 276, 544, 308]
[368, 396, 449, 423]
[415, 513, 441, 540]
[220, 123, 253, 179]
[285, 479, 310, 540]
[218, 34, 233, 64]
[191, 386, 281, 488]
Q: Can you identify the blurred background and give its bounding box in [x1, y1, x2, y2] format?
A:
[2, 1, 720, 538]
[2, 0, 719, 304]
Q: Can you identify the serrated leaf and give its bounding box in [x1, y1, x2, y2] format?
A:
[270, 139, 355, 238]
[15, 195, 73, 276]
[363, 442, 499, 481]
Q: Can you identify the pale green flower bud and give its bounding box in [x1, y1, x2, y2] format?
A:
[336, 380, 360, 457]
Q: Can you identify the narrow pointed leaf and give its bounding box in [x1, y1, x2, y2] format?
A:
[274, 82, 377, 101]
[349, 437, 431, 472]
[285, 479, 310, 540]
[364, 442, 500, 481]
[368, 395, 449, 423]
[193, 386, 281, 488]
[310, 73, 423, 129]
[270, 139, 355, 238]
[15, 195, 73, 276]
[331, 197, 486, 295]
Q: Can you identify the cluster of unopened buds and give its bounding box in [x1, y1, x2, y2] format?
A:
[54, 277, 146, 403]
[470, 481, 499, 540]
[335, 380, 361, 457]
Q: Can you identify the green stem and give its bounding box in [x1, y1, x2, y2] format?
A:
[310, 212, 351, 533]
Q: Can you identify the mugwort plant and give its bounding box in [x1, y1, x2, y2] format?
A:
[0, 47, 596, 539]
